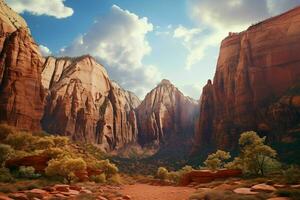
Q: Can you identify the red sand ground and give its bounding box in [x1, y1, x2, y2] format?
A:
[121, 184, 196, 200]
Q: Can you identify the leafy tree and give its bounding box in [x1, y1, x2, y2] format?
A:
[45, 157, 86, 183]
[52, 136, 69, 147]
[204, 150, 231, 170]
[0, 124, 14, 141]
[238, 131, 277, 176]
[5, 132, 37, 151]
[0, 144, 14, 166]
[18, 166, 40, 179]
[0, 167, 14, 183]
[34, 137, 55, 150]
[94, 159, 118, 178]
[157, 167, 168, 180]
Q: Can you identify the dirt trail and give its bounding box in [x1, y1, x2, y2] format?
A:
[121, 184, 196, 200]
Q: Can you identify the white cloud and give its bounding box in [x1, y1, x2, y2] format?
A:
[39, 45, 52, 56]
[174, 25, 214, 70]
[178, 0, 300, 69]
[61, 5, 161, 98]
[6, 0, 73, 19]
[179, 83, 202, 99]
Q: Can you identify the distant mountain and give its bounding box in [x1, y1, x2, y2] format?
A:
[136, 79, 198, 148]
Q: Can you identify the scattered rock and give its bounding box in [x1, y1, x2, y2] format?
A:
[251, 184, 277, 192]
[69, 186, 82, 191]
[123, 195, 131, 200]
[274, 184, 286, 188]
[80, 189, 92, 194]
[267, 198, 291, 200]
[291, 184, 300, 188]
[97, 196, 108, 200]
[233, 188, 258, 195]
[8, 193, 28, 200]
[54, 185, 70, 192]
[26, 189, 48, 199]
[213, 183, 233, 190]
[0, 195, 13, 200]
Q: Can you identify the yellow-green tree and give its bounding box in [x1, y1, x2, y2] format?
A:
[204, 150, 231, 170]
[45, 157, 86, 183]
[0, 144, 13, 166]
[156, 167, 168, 180]
[238, 131, 277, 176]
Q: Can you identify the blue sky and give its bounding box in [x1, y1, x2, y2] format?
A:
[6, 0, 300, 99]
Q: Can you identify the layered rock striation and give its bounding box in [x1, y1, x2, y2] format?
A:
[41, 56, 140, 151]
[0, 0, 44, 130]
[136, 79, 198, 147]
[194, 6, 300, 152]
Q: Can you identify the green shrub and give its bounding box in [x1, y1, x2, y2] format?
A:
[18, 166, 40, 179]
[5, 131, 37, 151]
[156, 167, 168, 180]
[282, 165, 300, 184]
[0, 144, 13, 166]
[167, 171, 180, 183]
[0, 168, 14, 183]
[91, 173, 106, 183]
[52, 136, 69, 147]
[0, 124, 14, 141]
[45, 147, 64, 159]
[204, 150, 231, 170]
[45, 157, 86, 183]
[93, 159, 118, 178]
[33, 137, 55, 150]
[276, 189, 300, 200]
[107, 174, 122, 185]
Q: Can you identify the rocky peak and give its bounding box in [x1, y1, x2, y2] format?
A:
[136, 79, 198, 147]
[158, 79, 172, 86]
[41, 55, 139, 152]
[0, 0, 29, 32]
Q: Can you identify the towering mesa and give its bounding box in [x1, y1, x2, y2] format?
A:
[194, 6, 300, 153]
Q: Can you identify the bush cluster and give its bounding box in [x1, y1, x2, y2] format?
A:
[0, 124, 120, 184]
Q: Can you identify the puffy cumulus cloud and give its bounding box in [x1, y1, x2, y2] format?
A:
[178, 0, 300, 69]
[39, 45, 52, 56]
[173, 25, 204, 69]
[61, 5, 161, 98]
[6, 0, 73, 19]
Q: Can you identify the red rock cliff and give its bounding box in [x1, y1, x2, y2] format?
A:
[137, 79, 198, 147]
[41, 56, 140, 152]
[0, 0, 44, 130]
[194, 6, 300, 152]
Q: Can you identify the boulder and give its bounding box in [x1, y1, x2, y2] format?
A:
[5, 155, 50, 173]
[26, 189, 48, 199]
[251, 184, 277, 192]
[233, 188, 258, 195]
[180, 169, 242, 185]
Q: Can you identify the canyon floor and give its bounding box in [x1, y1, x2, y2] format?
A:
[120, 184, 196, 200]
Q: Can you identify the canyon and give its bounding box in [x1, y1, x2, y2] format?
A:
[0, 0, 300, 160]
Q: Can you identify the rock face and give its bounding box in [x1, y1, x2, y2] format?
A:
[180, 169, 242, 185]
[194, 7, 300, 152]
[41, 56, 140, 151]
[0, 0, 44, 130]
[136, 79, 198, 147]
